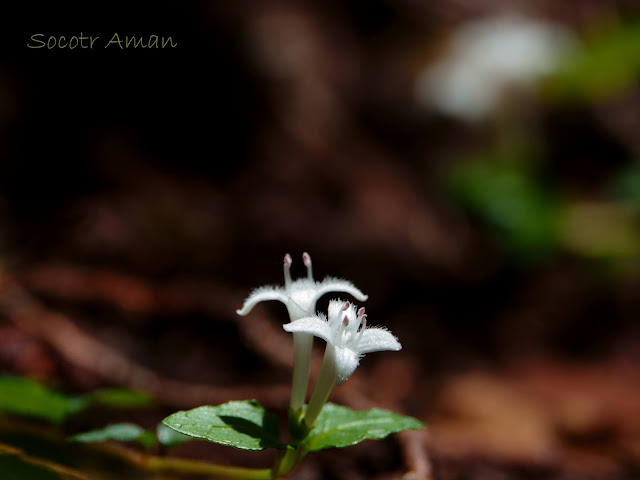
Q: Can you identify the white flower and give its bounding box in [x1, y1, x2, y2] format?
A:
[284, 300, 401, 426]
[236, 253, 368, 321]
[236, 253, 368, 411]
[285, 300, 401, 385]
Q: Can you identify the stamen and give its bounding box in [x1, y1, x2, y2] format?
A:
[342, 301, 350, 311]
[283, 253, 293, 287]
[302, 252, 313, 280]
[358, 314, 367, 336]
[357, 307, 365, 318]
[342, 315, 349, 327]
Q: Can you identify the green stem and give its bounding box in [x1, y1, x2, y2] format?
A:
[147, 456, 272, 479]
[273, 446, 306, 478]
[100, 443, 273, 480]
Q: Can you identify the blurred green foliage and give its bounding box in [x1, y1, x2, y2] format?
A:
[0, 377, 153, 424]
[69, 423, 193, 449]
[446, 154, 640, 264]
[69, 423, 156, 449]
[0, 378, 81, 424]
[545, 21, 640, 102]
[81, 389, 153, 410]
[445, 18, 640, 265]
[446, 156, 561, 261]
[560, 202, 640, 261]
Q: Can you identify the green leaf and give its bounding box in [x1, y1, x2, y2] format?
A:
[156, 423, 193, 447]
[162, 400, 284, 451]
[0, 377, 76, 424]
[80, 388, 154, 409]
[69, 423, 156, 448]
[303, 403, 424, 452]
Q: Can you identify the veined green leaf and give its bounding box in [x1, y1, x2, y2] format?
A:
[162, 400, 284, 451]
[303, 403, 424, 452]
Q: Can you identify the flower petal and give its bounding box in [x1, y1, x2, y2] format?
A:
[283, 316, 332, 343]
[236, 286, 287, 315]
[357, 328, 402, 354]
[314, 277, 368, 304]
[287, 279, 319, 315]
[333, 346, 360, 385]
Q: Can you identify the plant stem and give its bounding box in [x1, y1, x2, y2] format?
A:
[146, 456, 273, 479]
[273, 446, 306, 478]
[99, 443, 273, 479]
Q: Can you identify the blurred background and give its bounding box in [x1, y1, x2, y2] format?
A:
[1, 1, 640, 479]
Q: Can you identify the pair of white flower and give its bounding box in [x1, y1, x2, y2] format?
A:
[236, 253, 401, 426]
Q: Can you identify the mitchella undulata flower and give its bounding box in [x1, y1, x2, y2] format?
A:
[236, 253, 368, 411]
[284, 299, 401, 426]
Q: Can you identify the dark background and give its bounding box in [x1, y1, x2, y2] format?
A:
[1, 1, 640, 479]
